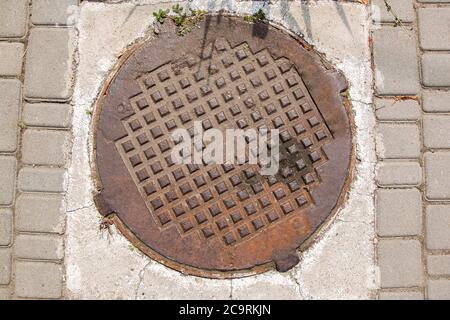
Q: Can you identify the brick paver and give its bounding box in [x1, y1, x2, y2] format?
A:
[426, 205, 450, 250]
[0, 80, 21, 152]
[421, 53, 450, 87]
[376, 189, 422, 236]
[424, 152, 450, 200]
[378, 239, 424, 288]
[378, 291, 423, 300]
[375, 98, 420, 121]
[22, 129, 69, 166]
[15, 261, 63, 299]
[0, 249, 11, 285]
[423, 91, 450, 113]
[16, 193, 66, 234]
[0, 0, 28, 38]
[0, 209, 13, 246]
[0, 156, 16, 205]
[428, 280, 450, 300]
[32, 0, 79, 25]
[372, 0, 415, 23]
[427, 255, 450, 276]
[376, 123, 421, 159]
[372, 27, 419, 95]
[423, 115, 450, 148]
[18, 167, 66, 193]
[23, 103, 72, 128]
[24, 28, 76, 100]
[418, 8, 450, 50]
[15, 234, 64, 260]
[376, 161, 422, 186]
[0, 43, 24, 76]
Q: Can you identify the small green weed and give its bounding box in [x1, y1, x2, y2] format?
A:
[152, 6, 207, 36]
[243, 9, 266, 23]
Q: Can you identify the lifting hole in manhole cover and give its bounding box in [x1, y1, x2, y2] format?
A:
[93, 15, 353, 278]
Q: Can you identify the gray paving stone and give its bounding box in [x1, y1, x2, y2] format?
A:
[376, 123, 421, 159]
[24, 28, 76, 100]
[0, 42, 24, 76]
[18, 167, 66, 193]
[23, 103, 72, 128]
[426, 205, 450, 250]
[15, 234, 64, 260]
[0, 209, 12, 246]
[375, 98, 420, 121]
[0, 156, 16, 205]
[32, 0, 79, 26]
[378, 239, 423, 288]
[14, 261, 62, 299]
[372, 0, 415, 23]
[427, 255, 450, 276]
[422, 53, 450, 87]
[378, 291, 423, 300]
[428, 280, 450, 300]
[16, 193, 66, 234]
[418, 8, 450, 50]
[376, 189, 422, 236]
[0, 287, 10, 299]
[376, 161, 422, 186]
[423, 91, 450, 113]
[424, 152, 450, 199]
[0, 79, 21, 152]
[0, 0, 28, 38]
[423, 115, 450, 148]
[373, 27, 419, 95]
[22, 129, 68, 166]
[0, 249, 11, 285]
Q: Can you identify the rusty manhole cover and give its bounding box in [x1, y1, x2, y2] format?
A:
[93, 16, 353, 278]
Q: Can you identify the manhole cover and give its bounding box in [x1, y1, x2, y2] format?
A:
[93, 16, 353, 278]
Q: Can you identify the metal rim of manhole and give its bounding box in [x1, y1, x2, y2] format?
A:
[92, 14, 354, 279]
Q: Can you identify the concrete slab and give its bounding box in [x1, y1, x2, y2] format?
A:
[66, 0, 374, 299]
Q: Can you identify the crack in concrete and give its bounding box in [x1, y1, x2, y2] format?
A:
[134, 261, 152, 299]
[67, 203, 95, 213]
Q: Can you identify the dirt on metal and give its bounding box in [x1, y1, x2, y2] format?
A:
[92, 16, 353, 278]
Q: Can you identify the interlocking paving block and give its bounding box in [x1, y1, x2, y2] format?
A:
[22, 129, 68, 166]
[428, 280, 450, 300]
[424, 152, 450, 200]
[93, 17, 353, 277]
[0, 209, 12, 246]
[372, 27, 419, 95]
[422, 53, 450, 87]
[427, 255, 450, 276]
[18, 167, 66, 193]
[0, 156, 16, 205]
[372, 0, 415, 23]
[32, 0, 81, 26]
[16, 193, 66, 234]
[418, 8, 450, 50]
[376, 123, 421, 159]
[0, 0, 28, 38]
[0, 249, 11, 285]
[423, 115, 450, 149]
[0, 287, 10, 300]
[375, 98, 420, 121]
[23, 103, 72, 128]
[376, 161, 422, 186]
[14, 261, 62, 299]
[378, 239, 423, 288]
[376, 189, 422, 236]
[15, 234, 64, 260]
[24, 28, 76, 100]
[378, 291, 423, 300]
[0, 42, 24, 76]
[426, 205, 450, 250]
[423, 91, 450, 113]
[0, 79, 21, 152]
